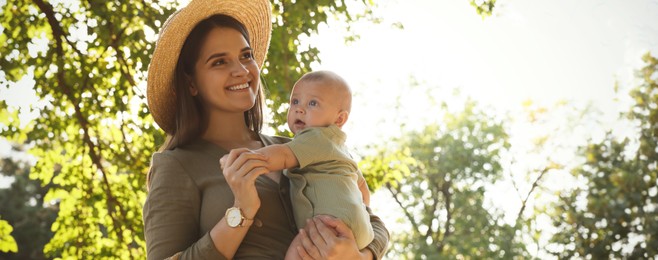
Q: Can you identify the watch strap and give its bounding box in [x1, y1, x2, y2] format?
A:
[239, 216, 254, 227]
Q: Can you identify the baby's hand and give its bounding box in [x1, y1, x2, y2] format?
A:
[219, 154, 229, 169]
[219, 149, 268, 170]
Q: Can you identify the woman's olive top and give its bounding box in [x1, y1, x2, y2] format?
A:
[143, 134, 389, 259]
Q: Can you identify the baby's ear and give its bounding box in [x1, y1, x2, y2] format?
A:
[334, 110, 349, 128]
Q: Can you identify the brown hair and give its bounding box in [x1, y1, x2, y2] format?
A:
[159, 14, 264, 151]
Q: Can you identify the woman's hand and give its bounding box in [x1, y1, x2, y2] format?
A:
[295, 215, 373, 260]
[219, 148, 269, 218]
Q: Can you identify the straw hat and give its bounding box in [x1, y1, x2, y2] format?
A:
[146, 0, 272, 134]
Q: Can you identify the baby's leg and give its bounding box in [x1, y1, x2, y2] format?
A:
[284, 233, 303, 260]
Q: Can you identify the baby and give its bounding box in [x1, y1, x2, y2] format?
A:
[221, 70, 374, 258]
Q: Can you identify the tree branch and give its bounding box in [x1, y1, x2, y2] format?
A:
[437, 180, 452, 253]
[386, 182, 421, 234]
[426, 178, 439, 240]
[103, 6, 140, 172]
[506, 158, 526, 202]
[33, 0, 133, 254]
[517, 166, 549, 222]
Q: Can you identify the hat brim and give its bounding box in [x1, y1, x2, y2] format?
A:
[146, 0, 272, 135]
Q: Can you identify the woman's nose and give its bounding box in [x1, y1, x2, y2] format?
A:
[230, 62, 249, 77]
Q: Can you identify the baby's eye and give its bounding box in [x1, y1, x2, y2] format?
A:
[291, 99, 299, 105]
[309, 100, 318, 106]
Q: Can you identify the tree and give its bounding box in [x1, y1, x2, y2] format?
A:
[0, 143, 57, 260]
[0, 0, 373, 258]
[469, 0, 497, 17]
[0, 219, 17, 253]
[547, 53, 658, 259]
[360, 98, 531, 258]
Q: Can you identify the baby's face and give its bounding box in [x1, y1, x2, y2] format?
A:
[287, 81, 343, 134]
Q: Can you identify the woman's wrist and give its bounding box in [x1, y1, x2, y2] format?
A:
[232, 204, 259, 219]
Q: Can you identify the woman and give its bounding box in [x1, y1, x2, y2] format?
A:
[142, 0, 389, 259]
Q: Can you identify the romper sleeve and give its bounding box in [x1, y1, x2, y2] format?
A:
[285, 127, 331, 168]
[143, 152, 226, 260]
[364, 206, 390, 260]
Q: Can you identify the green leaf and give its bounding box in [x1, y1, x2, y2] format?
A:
[0, 219, 18, 253]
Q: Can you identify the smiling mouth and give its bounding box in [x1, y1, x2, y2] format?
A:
[227, 82, 249, 91]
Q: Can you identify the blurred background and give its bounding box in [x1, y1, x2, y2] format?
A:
[1, 0, 657, 259]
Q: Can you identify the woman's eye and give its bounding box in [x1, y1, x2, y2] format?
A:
[309, 100, 318, 106]
[213, 59, 227, 66]
[241, 52, 253, 59]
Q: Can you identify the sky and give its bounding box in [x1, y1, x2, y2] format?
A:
[307, 0, 658, 148]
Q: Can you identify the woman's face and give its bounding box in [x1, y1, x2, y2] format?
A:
[191, 27, 260, 116]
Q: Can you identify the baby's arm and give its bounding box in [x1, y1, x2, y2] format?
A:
[357, 172, 371, 207]
[254, 144, 300, 171]
[219, 145, 298, 172]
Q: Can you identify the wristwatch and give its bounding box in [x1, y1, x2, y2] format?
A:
[225, 207, 253, 228]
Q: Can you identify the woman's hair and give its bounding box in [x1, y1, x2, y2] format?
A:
[159, 14, 264, 151]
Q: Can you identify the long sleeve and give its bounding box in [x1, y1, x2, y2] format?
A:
[143, 152, 226, 260]
[364, 206, 390, 260]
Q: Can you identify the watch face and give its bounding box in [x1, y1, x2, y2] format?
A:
[227, 208, 242, 227]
